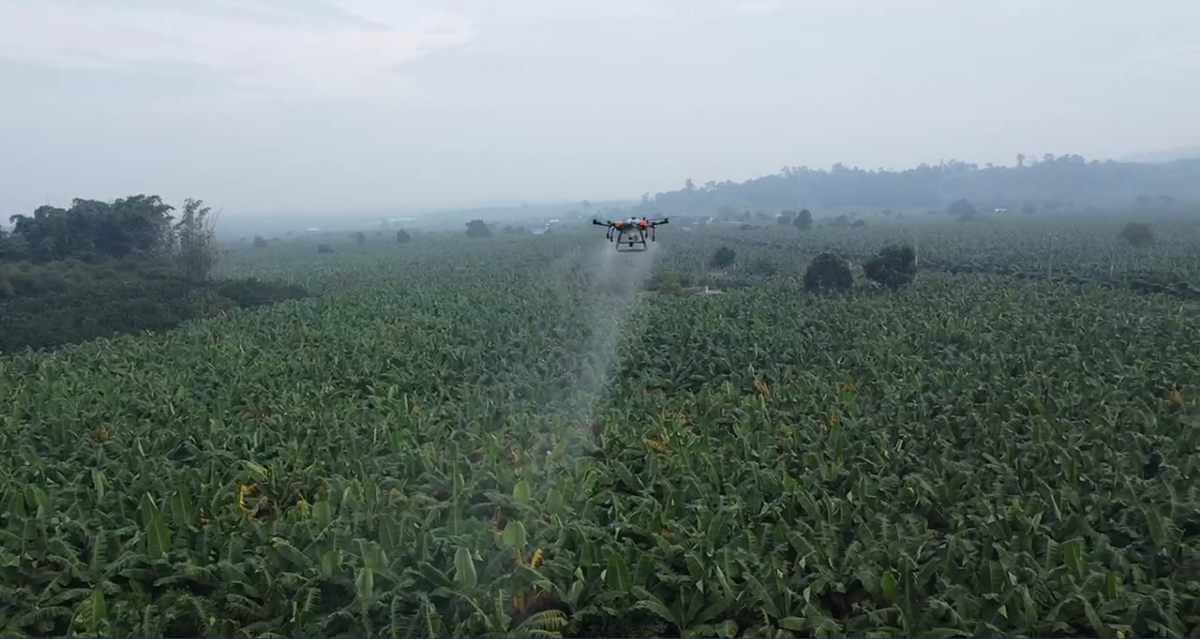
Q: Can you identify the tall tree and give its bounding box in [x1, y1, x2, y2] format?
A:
[175, 198, 219, 283]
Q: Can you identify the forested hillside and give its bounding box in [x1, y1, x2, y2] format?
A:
[632, 155, 1200, 216]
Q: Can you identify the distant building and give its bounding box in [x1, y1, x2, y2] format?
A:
[531, 226, 549, 235]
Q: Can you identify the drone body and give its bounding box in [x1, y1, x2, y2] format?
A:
[592, 216, 669, 251]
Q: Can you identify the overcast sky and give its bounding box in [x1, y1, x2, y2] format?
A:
[1, 0, 1197, 216]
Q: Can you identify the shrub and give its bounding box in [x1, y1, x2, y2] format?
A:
[949, 198, 978, 221]
[656, 271, 685, 296]
[1120, 222, 1154, 247]
[804, 253, 853, 292]
[863, 244, 917, 290]
[465, 219, 492, 238]
[710, 246, 736, 269]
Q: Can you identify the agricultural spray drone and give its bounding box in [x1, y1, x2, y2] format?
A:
[592, 216, 669, 252]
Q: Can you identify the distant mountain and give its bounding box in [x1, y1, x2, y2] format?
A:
[1120, 147, 1200, 164]
[629, 154, 1200, 216]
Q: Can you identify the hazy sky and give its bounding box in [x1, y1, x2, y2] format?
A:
[1, 0, 1198, 216]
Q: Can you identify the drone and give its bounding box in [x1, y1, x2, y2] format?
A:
[592, 216, 669, 252]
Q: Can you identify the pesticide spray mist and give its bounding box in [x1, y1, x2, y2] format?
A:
[537, 236, 667, 451]
[548, 239, 662, 454]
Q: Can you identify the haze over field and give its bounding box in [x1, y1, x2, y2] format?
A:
[2, 0, 1199, 217]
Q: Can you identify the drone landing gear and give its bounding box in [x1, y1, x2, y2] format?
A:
[615, 237, 648, 252]
[614, 229, 651, 252]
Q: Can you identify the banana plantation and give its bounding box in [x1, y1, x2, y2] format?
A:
[1, 213, 1198, 637]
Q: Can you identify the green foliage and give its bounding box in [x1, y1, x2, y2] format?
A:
[353, 231, 367, 245]
[214, 277, 307, 308]
[709, 245, 735, 269]
[5, 195, 175, 262]
[466, 219, 492, 238]
[646, 270, 686, 296]
[1120, 222, 1154, 247]
[253, 234, 269, 248]
[318, 243, 335, 253]
[0, 259, 306, 352]
[659, 271, 685, 296]
[863, 244, 918, 290]
[175, 198, 219, 284]
[793, 209, 813, 230]
[743, 254, 780, 277]
[397, 229, 412, 243]
[804, 252, 853, 292]
[0, 227, 14, 260]
[0, 195, 303, 353]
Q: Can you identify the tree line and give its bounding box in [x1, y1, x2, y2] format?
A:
[629, 154, 1200, 216]
[1, 194, 304, 353]
[0, 194, 220, 280]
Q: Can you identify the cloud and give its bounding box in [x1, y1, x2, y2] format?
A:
[0, 0, 478, 104]
[731, 0, 784, 15]
[0, 0, 698, 105]
[1135, 43, 1200, 65]
[412, 0, 673, 23]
